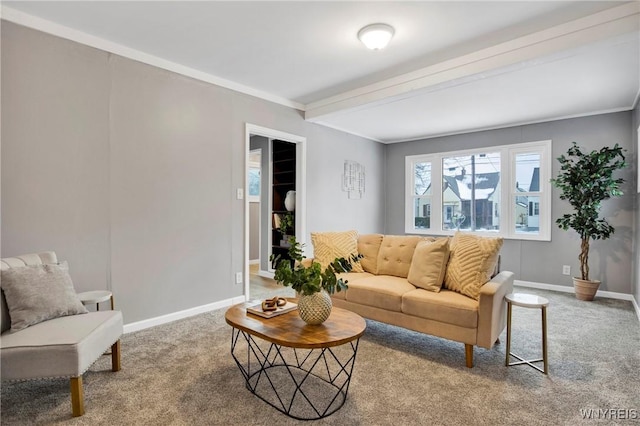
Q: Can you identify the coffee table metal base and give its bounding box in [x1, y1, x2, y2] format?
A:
[230, 328, 360, 420]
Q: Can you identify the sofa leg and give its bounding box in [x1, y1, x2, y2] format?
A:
[495, 337, 501, 345]
[111, 340, 121, 372]
[465, 344, 474, 368]
[70, 376, 84, 417]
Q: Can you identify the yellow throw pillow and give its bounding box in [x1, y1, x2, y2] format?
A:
[311, 230, 364, 273]
[407, 238, 450, 292]
[444, 232, 503, 300]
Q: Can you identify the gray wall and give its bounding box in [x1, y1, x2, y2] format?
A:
[249, 202, 259, 261]
[385, 113, 636, 294]
[633, 104, 640, 303]
[249, 135, 270, 272]
[1, 22, 385, 324]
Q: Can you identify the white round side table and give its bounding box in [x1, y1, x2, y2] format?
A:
[505, 293, 549, 374]
[77, 290, 114, 311]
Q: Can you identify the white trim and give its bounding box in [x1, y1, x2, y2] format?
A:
[516, 279, 640, 324]
[257, 270, 275, 280]
[632, 297, 640, 324]
[120, 280, 639, 334]
[267, 139, 274, 272]
[244, 124, 306, 299]
[123, 295, 245, 334]
[249, 259, 260, 265]
[385, 106, 635, 144]
[405, 140, 551, 241]
[311, 120, 385, 144]
[633, 88, 640, 110]
[514, 279, 635, 300]
[295, 135, 308, 256]
[0, 6, 304, 111]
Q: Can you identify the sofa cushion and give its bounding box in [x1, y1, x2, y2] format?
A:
[0, 263, 88, 332]
[444, 232, 503, 300]
[407, 238, 450, 292]
[1, 310, 123, 380]
[357, 234, 384, 274]
[402, 288, 478, 328]
[345, 275, 416, 312]
[331, 272, 375, 300]
[311, 230, 364, 273]
[376, 235, 423, 278]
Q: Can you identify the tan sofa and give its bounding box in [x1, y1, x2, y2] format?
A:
[317, 233, 514, 368]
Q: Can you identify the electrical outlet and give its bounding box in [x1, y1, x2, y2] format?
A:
[236, 188, 244, 200]
[562, 265, 571, 276]
[235, 272, 243, 284]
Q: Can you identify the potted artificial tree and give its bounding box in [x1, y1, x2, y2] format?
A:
[551, 142, 626, 301]
[270, 237, 361, 324]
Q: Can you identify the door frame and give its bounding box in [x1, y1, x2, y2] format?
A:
[244, 123, 307, 299]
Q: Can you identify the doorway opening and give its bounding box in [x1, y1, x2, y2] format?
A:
[244, 124, 306, 300]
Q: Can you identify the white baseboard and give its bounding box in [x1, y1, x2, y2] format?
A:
[257, 270, 275, 279]
[123, 295, 246, 334]
[515, 280, 640, 323]
[122, 280, 638, 334]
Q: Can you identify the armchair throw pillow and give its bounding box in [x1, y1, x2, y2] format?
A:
[0, 262, 88, 332]
[407, 238, 450, 292]
[444, 232, 503, 300]
[311, 230, 364, 273]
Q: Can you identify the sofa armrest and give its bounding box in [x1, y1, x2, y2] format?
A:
[476, 271, 514, 349]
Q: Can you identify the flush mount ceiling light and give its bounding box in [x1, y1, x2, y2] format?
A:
[358, 23, 395, 50]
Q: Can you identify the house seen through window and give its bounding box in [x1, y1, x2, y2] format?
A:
[406, 140, 551, 241]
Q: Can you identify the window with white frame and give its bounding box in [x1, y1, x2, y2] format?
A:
[405, 140, 552, 241]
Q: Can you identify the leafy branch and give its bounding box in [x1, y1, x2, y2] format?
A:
[269, 236, 362, 296]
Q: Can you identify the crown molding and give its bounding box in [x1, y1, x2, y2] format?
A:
[0, 6, 305, 111]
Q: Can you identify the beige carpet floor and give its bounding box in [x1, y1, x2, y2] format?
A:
[2, 286, 639, 425]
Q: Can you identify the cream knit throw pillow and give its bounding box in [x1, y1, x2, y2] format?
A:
[444, 232, 503, 300]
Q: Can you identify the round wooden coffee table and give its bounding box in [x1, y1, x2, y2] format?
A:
[225, 301, 366, 420]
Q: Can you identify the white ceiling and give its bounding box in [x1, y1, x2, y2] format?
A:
[2, 1, 639, 143]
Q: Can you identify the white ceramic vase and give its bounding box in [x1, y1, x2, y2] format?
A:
[284, 190, 296, 211]
[298, 290, 332, 325]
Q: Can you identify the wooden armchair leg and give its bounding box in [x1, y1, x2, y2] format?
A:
[111, 340, 121, 372]
[465, 344, 474, 368]
[70, 376, 84, 417]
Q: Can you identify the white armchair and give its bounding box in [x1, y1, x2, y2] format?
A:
[0, 252, 123, 417]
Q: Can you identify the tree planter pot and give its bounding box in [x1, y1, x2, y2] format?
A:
[573, 277, 601, 301]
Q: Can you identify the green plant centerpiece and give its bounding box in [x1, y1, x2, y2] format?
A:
[551, 141, 626, 300]
[270, 236, 361, 324]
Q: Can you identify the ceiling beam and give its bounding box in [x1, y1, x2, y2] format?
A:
[305, 2, 640, 122]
